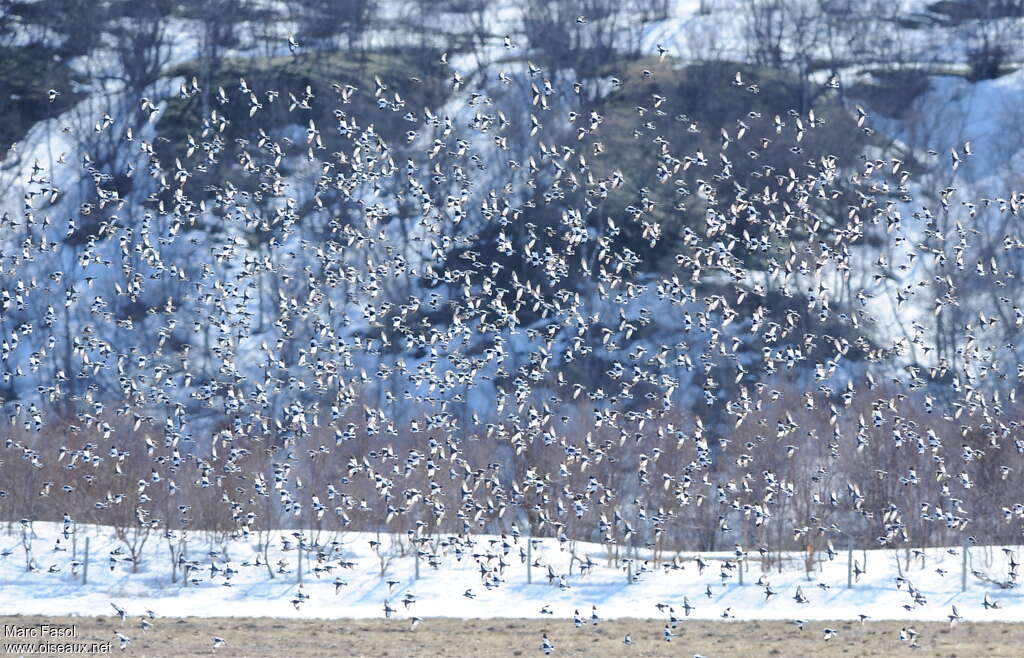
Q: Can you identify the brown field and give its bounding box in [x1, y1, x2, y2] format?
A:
[2, 615, 1023, 657]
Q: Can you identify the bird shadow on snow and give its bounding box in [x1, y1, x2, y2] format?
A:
[229, 578, 304, 603]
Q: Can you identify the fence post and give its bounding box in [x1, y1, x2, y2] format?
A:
[82, 537, 89, 586]
[527, 540, 532, 585]
[738, 560, 744, 586]
[297, 548, 303, 584]
[627, 560, 633, 585]
[179, 540, 184, 582]
[961, 536, 969, 593]
[415, 551, 420, 581]
[847, 535, 854, 589]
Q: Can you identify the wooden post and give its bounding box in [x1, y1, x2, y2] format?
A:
[738, 560, 744, 586]
[297, 548, 303, 584]
[627, 560, 633, 585]
[415, 551, 420, 581]
[82, 537, 89, 586]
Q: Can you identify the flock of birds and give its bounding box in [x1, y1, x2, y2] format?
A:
[87, 539, 1013, 655]
[2, 17, 1024, 654]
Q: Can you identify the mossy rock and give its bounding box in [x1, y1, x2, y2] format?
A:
[576, 57, 874, 273]
[158, 48, 448, 158]
[847, 70, 932, 120]
[148, 48, 450, 238]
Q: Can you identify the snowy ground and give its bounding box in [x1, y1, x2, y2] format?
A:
[0, 523, 1021, 623]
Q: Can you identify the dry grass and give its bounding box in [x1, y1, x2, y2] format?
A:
[3, 615, 1024, 657]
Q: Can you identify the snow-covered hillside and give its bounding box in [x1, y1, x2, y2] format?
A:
[5, 1, 1024, 639]
[1, 523, 1020, 622]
